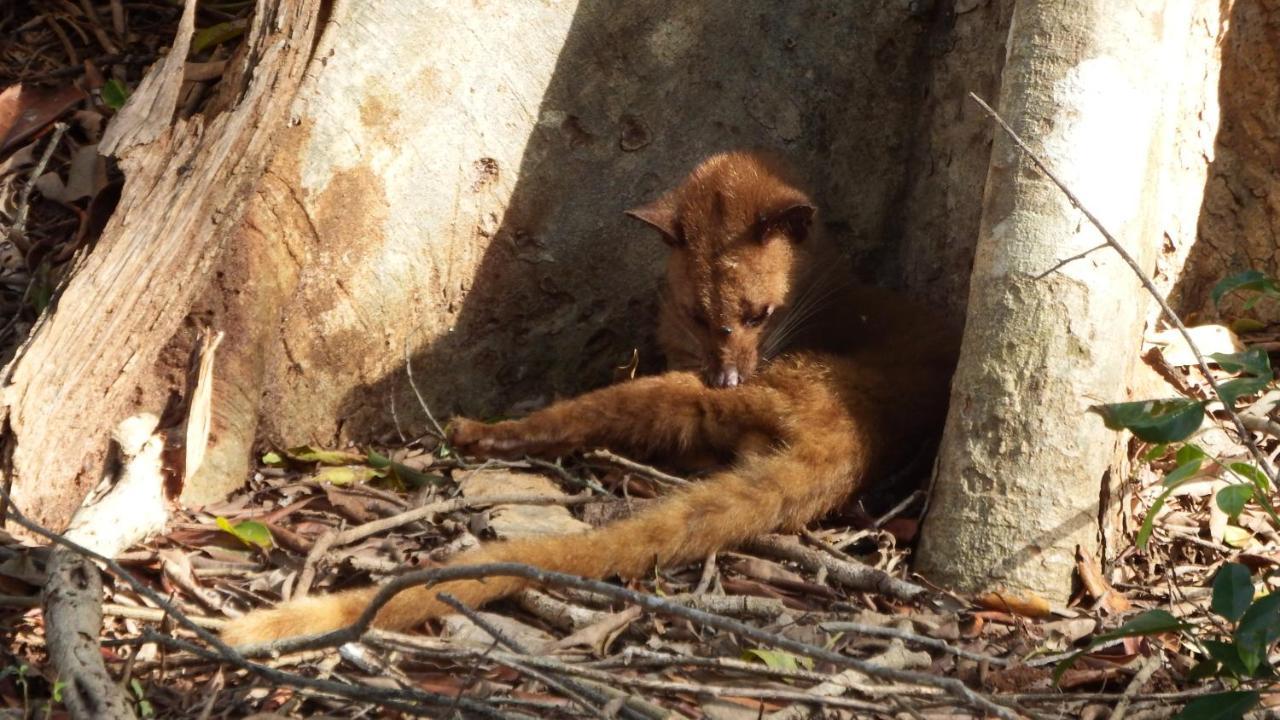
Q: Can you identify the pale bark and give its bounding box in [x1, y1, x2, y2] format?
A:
[0, 0, 321, 529]
[916, 0, 1225, 599]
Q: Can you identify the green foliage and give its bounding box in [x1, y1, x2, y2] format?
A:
[742, 648, 814, 672]
[1176, 691, 1260, 720]
[131, 678, 155, 718]
[1057, 564, 1276, 719]
[215, 516, 274, 549]
[257, 445, 444, 491]
[1211, 563, 1253, 622]
[1091, 398, 1204, 443]
[101, 79, 129, 110]
[1089, 269, 1280, 718]
[1212, 270, 1280, 307]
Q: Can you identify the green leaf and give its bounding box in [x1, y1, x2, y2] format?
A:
[1229, 463, 1272, 493]
[101, 79, 129, 110]
[285, 445, 367, 465]
[367, 449, 445, 489]
[742, 648, 813, 671]
[1203, 639, 1251, 679]
[313, 465, 381, 486]
[1163, 457, 1204, 488]
[1232, 592, 1280, 674]
[1210, 348, 1272, 376]
[1091, 399, 1204, 443]
[1212, 269, 1280, 306]
[1211, 563, 1254, 622]
[1176, 444, 1207, 464]
[1094, 609, 1189, 643]
[215, 517, 274, 549]
[261, 451, 284, 466]
[1173, 691, 1259, 720]
[191, 19, 248, 53]
[1142, 443, 1169, 462]
[1216, 484, 1254, 518]
[1217, 376, 1272, 407]
[1050, 611, 1188, 683]
[1231, 318, 1267, 334]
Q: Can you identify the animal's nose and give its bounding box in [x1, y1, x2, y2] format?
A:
[709, 366, 740, 388]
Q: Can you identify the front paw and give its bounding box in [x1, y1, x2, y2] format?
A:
[447, 417, 563, 459]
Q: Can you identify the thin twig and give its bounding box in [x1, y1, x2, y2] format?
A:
[404, 332, 447, 441]
[747, 534, 927, 602]
[0, 594, 224, 629]
[7, 122, 69, 253]
[969, 92, 1279, 487]
[1109, 653, 1162, 720]
[584, 449, 690, 487]
[1033, 242, 1110, 281]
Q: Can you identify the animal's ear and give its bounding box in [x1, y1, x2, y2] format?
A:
[757, 201, 816, 243]
[625, 194, 682, 247]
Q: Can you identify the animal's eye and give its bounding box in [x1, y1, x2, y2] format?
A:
[743, 306, 773, 328]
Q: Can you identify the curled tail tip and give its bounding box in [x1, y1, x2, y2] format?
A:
[219, 594, 361, 646]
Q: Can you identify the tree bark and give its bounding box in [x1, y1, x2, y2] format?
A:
[0, 0, 321, 528]
[916, 0, 1226, 599]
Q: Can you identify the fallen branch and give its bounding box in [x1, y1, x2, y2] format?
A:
[747, 534, 927, 602]
[44, 547, 137, 719]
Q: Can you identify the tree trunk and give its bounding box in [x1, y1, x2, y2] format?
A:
[916, 0, 1229, 599]
[0, 0, 321, 530]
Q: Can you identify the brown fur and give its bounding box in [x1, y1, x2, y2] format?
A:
[220, 150, 960, 646]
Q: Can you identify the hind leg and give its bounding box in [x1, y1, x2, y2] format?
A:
[449, 371, 790, 462]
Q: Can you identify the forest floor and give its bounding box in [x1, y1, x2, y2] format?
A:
[3, 1, 1280, 719]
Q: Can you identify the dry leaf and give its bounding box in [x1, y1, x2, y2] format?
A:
[1145, 324, 1243, 366]
[457, 470, 590, 538]
[1075, 547, 1131, 613]
[975, 590, 1052, 619]
[554, 605, 641, 655]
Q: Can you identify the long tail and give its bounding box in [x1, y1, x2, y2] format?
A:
[220, 438, 864, 646]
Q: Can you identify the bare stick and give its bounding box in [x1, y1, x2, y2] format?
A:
[1033, 242, 1109, 281]
[0, 594, 225, 628]
[584, 449, 690, 487]
[747, 535, 927, 602]
[969, 92, 1279, 486]
[6, 123, 69, 252]
[404, 332, 447, 441]
[1109, 653, 1162, 720]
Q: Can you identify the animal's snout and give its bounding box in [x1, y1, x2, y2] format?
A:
[707, 365, 741, 389]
